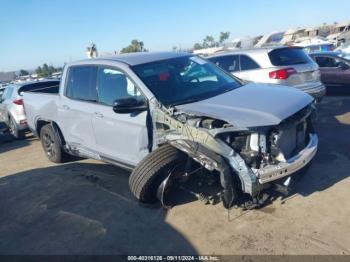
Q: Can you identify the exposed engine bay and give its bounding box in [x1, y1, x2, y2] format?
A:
[151, 100, 318, 209]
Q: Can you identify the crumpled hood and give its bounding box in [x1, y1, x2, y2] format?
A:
[176, 83, 313, 128]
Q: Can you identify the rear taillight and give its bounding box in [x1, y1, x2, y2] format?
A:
[269, 68, 297, 80]
[13, 99, 24, 105]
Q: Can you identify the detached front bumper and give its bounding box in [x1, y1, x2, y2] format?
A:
[257, 133, 318, 184]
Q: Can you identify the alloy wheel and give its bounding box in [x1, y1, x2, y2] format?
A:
[8, 119, 16, 137]
[42, 132, 56, 158]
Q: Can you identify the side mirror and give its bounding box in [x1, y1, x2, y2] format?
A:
[112, 97, 148, 114]
[339, 62, 349, 70]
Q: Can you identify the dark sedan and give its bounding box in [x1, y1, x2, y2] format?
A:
[309, 52, 350, 95]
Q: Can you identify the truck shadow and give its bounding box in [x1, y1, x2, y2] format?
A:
[0, 162, 197, 255]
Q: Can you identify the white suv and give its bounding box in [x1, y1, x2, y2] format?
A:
[208, 46, 326, 100]
[0, 80, 59, 138]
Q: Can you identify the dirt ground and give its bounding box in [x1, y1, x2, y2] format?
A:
[0, 96, 349, 255]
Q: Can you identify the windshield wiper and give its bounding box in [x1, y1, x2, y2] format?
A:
[171, 86, 236, 107]
[170, 97, 203, 106]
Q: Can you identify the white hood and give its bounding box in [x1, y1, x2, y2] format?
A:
[176, 83, 313, 128]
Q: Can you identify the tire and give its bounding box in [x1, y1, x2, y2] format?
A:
[40, 124, 68, 163]
[129, 144, 186, 203]
[7, 117, 25, 139]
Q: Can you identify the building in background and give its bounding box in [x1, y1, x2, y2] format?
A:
[0, 71, 16, 83]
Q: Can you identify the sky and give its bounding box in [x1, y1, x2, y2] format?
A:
[0, 0, 349, 71]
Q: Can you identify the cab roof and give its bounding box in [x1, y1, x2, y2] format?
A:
[74, 52, 192, 66]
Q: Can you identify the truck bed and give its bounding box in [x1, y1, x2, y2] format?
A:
[23, 92, 60, 135]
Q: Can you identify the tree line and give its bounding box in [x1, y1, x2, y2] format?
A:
[120, 40, 147, 53]
[19, 64, 62, 77]
[119, 31, 231, 54]
[35, 64, 61, 77]
[193, 32, 230, 50]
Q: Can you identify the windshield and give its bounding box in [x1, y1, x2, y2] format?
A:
[131, 56, 241, 106]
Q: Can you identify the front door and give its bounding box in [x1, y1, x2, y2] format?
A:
[92, 66, 149, 167]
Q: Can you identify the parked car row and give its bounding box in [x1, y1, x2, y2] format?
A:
[194, 21, 350, 57]
[336, 41, 350, 53]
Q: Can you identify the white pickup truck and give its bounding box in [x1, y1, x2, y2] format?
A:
[23, 52, 318, 208]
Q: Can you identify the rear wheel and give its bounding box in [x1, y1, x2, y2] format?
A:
[7, 117, 25, 139]
[40, 124, 69, 163]
[129, 144, 186, 203]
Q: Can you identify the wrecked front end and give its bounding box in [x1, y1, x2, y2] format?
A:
[152, 101, 318, 208]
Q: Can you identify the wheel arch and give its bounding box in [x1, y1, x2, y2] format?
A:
[6, 112, 15, 124]
[168, 139, 244, 193]
[36, 119, 66, 146]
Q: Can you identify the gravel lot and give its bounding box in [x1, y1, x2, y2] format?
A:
[0, 96, 349, 255]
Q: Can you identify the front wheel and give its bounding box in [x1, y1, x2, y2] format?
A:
[129, 144, 186, 203]
[40, 124, 69, 163]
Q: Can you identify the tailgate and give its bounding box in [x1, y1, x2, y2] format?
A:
[287, 63, 320, 86]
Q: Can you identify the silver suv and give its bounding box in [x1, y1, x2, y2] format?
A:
[208, 46, 326, 100]
[0, 80, 59, 138]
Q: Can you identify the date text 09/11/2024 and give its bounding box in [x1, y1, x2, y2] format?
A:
[127, 255, 220, 261]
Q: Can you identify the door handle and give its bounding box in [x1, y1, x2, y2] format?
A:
[94, 112, 104, 118]
[62, 105, 70, 110]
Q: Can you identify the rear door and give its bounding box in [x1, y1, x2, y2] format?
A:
[58, 66, 100, 158]
[92, 66, 148, 167]
[236, 55, 261, 81]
